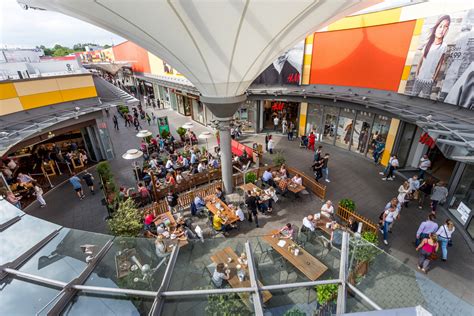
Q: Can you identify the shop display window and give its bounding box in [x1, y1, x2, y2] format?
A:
[352, 111, 373, 155]
[449, 164, 474, 226]
[367, 115, 391, 158]
[305, 103, 323, 138]
[322, 106, 339, 144]
[335, 108, 356, 150]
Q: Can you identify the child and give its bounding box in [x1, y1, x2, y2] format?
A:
[34, 184, 46, 208]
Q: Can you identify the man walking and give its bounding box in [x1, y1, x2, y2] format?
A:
[418, 154, 431, 179]
[82, 171, 95, 195]
[245, 190, 259, 228]
[113, 115, 119, 130]
[288, 122, 295, 141]
[321, 153, 330, 183]
[415, 214, 438, 247]
[273, 116, 280, 131]
[69, 173, 85, 200]
[430, 181, 448, 214]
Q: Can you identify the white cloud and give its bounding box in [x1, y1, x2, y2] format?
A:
[0, 0, 124, 48]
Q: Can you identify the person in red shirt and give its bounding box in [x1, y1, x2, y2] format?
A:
[144, 213, 155, 231]
[138, 182, 151, 206]
[308, 132, 316, 151]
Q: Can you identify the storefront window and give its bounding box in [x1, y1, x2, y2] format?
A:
[234, 101, 257, 133]
[449, 164, 474, 226]
[352, 111, 373, 155]
[263, 101, 299, 131]
[396, 123, 417, 167]
[367, 114, 391, 158]
[335, 108, 356, 150]
[322, 106, 339, 145]
[191, 99, 205, 124]
[305, 103, 323, 138]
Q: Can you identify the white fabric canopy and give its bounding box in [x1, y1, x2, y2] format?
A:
[21, 0, 378, 98]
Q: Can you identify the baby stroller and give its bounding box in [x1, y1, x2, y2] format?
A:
[299, 136, 308, 149]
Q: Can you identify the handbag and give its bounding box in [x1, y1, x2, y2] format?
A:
[443, 225, 453, 247]
[428, 252, 438, 261]
[413, 190, 420, 200]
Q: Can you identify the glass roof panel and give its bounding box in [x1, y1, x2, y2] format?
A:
[84, 237, 166, 292]
[0, 199, 24, 225]
[19, 229, 112, 283]
[0, 214, 60, 265]
[62, 291, 153, 316]
[0, 277, 60, 315]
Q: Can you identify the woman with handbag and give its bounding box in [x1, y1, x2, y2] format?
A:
[416, 233, 439, 273]
[436, 219, 455, 261]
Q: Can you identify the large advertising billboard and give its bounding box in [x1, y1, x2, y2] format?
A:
[253, 41, 304, 85]
[403, 9, 474, 109]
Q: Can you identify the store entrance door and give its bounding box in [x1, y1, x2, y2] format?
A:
[262, 101, 299, 132]
[427, 145, 456, 183]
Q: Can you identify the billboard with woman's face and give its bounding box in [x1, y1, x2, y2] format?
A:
[404, 9, 474, 109]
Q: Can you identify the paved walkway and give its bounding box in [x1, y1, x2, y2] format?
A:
[24, 105, 473, 306]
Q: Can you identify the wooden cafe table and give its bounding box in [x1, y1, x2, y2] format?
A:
[154, 211, 177, 227]
[262, 230, 327, 281]
[205, 195, 240, 224]
[210, 247, 272, 307]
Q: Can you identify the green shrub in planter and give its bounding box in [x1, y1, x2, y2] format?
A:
[107, 199, 143, 237]
[245, 172, 257, 184]
[272, 151, 286, 166]
[176, 127, 186, 137]
[160, 130, 170, 138]
[353, 231, 380, 265]
[315, 283, 338, 305]
[339, 198, 356, 211]
[97, 161, 113, 180]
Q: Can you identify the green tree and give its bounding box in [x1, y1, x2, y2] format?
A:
[53, 47, 73, 57]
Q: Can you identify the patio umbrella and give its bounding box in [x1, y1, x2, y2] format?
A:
[198, 131, 213, 151]
[136, 130, 153, 155]
[122, 149, 143, 182]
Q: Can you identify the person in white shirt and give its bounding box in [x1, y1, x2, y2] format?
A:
[282, 118, 288, 134]
[292, 174, 303, 186]
[235, 205, 245, 222]
[267, 137, 275, 154]
[34, 184, 46, 208]
[165, 158, 174, 171]
[321, 200, 334, 218]
[418, 154, 431, 179]
[381, 206, 397, 245]
[408, 175, 420, 198]
[197, 162, 206, 173]
[212, 263, 230, 288]
[397, 181, 410, 206]
[382, 155, 399, 181]
[302, 214, 316, 232]
[273, 116, 280, 131]
[149, 158, 158, 170]
[436, 219, 455, 261]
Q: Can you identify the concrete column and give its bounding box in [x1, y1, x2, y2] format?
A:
[201, 94, 247, 193]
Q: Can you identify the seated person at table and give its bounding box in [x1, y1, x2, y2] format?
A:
[165, 172, 176, 186]
[17, 173, 34, 185]
[190, 151, 198, 164]
[156, 224, 170, 238]
[348, 216, 359, 233]
[256, 192, 273, 214]
[182, 156, 190, 169]
[262, 168, 276, 187]
[177, 154, 184, 164]
[320, 200, 334, 218]
[144, 213, 156, 232]
[215, 187, 225, 203]
[165, 157, 174, 171]
[209, 157, 219, 169]
[212, 210, 229, 234]
[231, 204, 245, 222]
[291, 174, 303, 186]
[172, 224, 187, 240]
[330, 223, 343, 247]
[176, 170, 184, 184]
[197, 161, 207, 173]
[212, 263, 230, 288]
[302, 214, 316, 232]
[237, 253, 248, 267]
[155, 235, 169, 257]
[279, 164, 289, 179]
[274, 223, 294, 239]
[194, 193, 206, 212]
[149, 157, 159, 170]
[190, 164, 199, 175]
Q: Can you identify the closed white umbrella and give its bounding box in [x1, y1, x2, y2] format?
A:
[122, 149, 144, 182]
[198, 131, 213, 151]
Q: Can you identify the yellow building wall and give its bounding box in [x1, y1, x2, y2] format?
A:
[380, 118, 400, 167]
[327, 7, 402, 31]
[0, 74, 98, 115]
[298, 103, 308, 136]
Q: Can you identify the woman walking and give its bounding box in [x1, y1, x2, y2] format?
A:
[397, 181, 410, 207]
[416, 233, 439, 273]
[436, 219, 455, 261]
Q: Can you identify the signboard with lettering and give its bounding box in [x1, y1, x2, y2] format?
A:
[456, 201, 472, 224]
